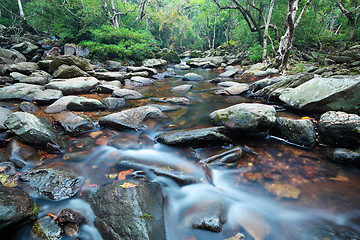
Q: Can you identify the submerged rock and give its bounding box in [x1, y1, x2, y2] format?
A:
[20, 167, 83, 200]
[317, 111, 360, 148]
[0, 162, 19, 187]
[209, 103, 276, 136]
[156, 127, 231, 146]
[332, 148, 360, 167]
[202, 147, 243, 165]
[0, 186, 38, 234]
[32, 216, 62, 240]
[264, 183, 301, 199]
[2, 139, 39, 168]
[53, 112, 94, 135]
[4, 112, 61, 152]
[99, 106, 165, 131]
[45, 77, 99, 95]
[90, 180, 165, 240]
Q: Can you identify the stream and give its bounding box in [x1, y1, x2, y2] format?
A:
[7, 69, 360, 240]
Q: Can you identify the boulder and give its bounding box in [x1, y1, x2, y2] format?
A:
[53, 112, 94, 135]
[0, 162, 19, 187]
[7, 62, 39, 74]
[4, 112, 61, 152]
[99, 106, 165, 131]
[11, 41, 38, 56]
[38, 60, 52, 71]
[101, 97, 126, 111]
[171, 84, 193, 92]
[279, 76, 360, 114]
[9, 72, 27, 82]
[32, 216, 62, 240]
[23, 89, 63, 105]
[331, 148, 360, 167]
[52, 64, 90, 79]
[45, 96, 79, 113]
[163, 50, 181, 64]
[0, 107, 12, 131]
[45, 77, 100, 95]
[49, 55, 93, 73]
[209, 103, 276, 136]
[19, 76, 49, 85]
[156, 126, 230, 146]
[0, 83, 42, 101]
[2, 139, 39, 168]
[254, 68, 279, 78]
[270, 117, 316, 148]
[188, 56, 226, 68]
[218, 70, 237, 78]
[125, 76, 153, 88]
[183, 73, 204, 81]
[67, 97, 106, 111]
[0, 48, 26, 63]
[105, 60, 122, 71]
[317, 111, 360, 148]
[95, 82, 120, 94]
[20, 167, 83, 200]
[146, 104, 182, 112]
[142, 59, 167, 68]
[127, 66, 157, 75]
[112, 89, 144, 100]
[94, 72, 124, 81]
[215, 83, 249, 95]
[151, 97, 191, 105]
[125, 71, 149, 78]
[19, 101, 38, 113]
[0, 186, 38, 234]
[249, 76, 285, 92]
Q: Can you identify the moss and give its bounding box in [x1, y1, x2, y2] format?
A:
[163, 50, 181, 64]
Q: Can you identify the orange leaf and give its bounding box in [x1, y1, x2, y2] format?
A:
[301, 117, 311, 120]
[120, 182, 137, 188]
[90, 131, 103, 138]
[117, 169, 134, 181]
[162, 97, 167, 100]
[89, 184, 98, 187]
[47, 213, 56, 218]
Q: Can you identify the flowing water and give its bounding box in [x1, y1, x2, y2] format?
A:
[6, 69, 360, 240]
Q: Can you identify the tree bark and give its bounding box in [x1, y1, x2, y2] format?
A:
[17, 0, 24, 18]
[262, 0, 275, 62]
[337, 0, 360, 41]
[212, 13, 218, 49]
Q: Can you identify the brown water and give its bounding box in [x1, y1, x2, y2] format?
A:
[6, 69, 360, 240]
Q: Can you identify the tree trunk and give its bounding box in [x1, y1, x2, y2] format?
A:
[212, 13, 218, 49]
[337, 0, 360, 41]
[262, 0, 275, 62]
[17, 0, 24, 18]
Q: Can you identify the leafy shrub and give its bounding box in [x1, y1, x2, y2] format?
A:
[0, 17, 16, 27]
[79, 25, 158, 61]
[248, 44, 263, 62]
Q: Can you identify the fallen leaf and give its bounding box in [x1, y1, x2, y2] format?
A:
[118, 169, 134, 181]
[120, 182, 137, 188]
[90, 131, 103, 138]
[162, 97, 167, 100]
[47, 213, 57, 218]
[301, 117, 311, 120]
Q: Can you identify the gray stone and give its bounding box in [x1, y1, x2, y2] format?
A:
[90, 180, 165, 240]
[19, 101, 38, 113]
[279, 77, 360, 114]
[156, 126, 230, 146]
[217, 81, 242, 87]
[203, 147, 243, 165]
[94, 72, 124, 81]
[45, 96, 79, 113]
[125, 71, 149, 78]
[125, 76, 153, 88]
[171, 84, 193, 92]
[249, 77, 285, 92]
[0, 83, 42, 101]
[99, 106, 165, 131]
[49, 55, 93, 73]
[32, 216, 62, 240]
[142, 59, 167, 68]
[2, 139, 38, 168]
[146, 104, 182, 112]
[11, 41, 38, 55]
[7, 62, 39, 74]
[127, 66, 157, 75]
[101, 97, 126, 111]
[332, 56, 352, 64]
[10, 72, 27, 82]
[318, 111, 360, 148]
[0, 107, 12, 130]
[67, 97, 106, 111]
[218, 70, 237, 78]
[53, 112, 94, 135]
[96, 82, 120, 94]
[0, 48, 26, 63]
[4, 112, 61, 152]
[254, 68, 279, 78]
[332, 148, 360, 167]
[105, 60, 122, 71]
[20, 167, 83, 200]
[215, 83, 249, 95]
[52, 64, 90, 79]
[45, 77, 99, 95]
[38, 60, 52, 71]
[183, 73, 204, 81]
[209, 103, 276, 136]
[151, 97, 191, 105]
[112, 89, 144, 100]
[24, 89, 63, 105]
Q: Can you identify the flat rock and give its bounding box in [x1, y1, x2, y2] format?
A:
[142, 58, 167, 68]
[49, 55, 93, 73]
[171, 84, 193, 92]
[94, 72, 124, 81]
[96, 82, 120, 94]
[215, 83, 249, 95]
[24, 89, 63, 105]
[53, 112, 94, 135]
[89, 180, 165, 240]
[183, 73, 204, 81]
[146, 104, 182, 112]
[32, 216, 62, 240]
[125, 71, 149, 78]
[249, 76, 286, 92]
[209, 103, 276, 136]
[67, 97, 106, 111]
[112, 88, 144, 100]
[318, 111, 360, 148]
[219, 70, 237, 78]
[45, 77, 99, 95]
[19, 101, 38, 113]
[99, 106, 165, 131]
[7, 62, 39, 74]
[45, 96, 79, 113]
[127, 66, 157, 75]
[125, 76, 153, 88]
[0, 48, 26, 63]
[279, 76, 360, 114]
[254, 68, 279, 78]
[0, 107, 12, 130]
[53, 64, 90, 79]
[11, 41, 38, 55]
[0, 186, 38, 234]
[0, 83, 42, 101]
[156, 126, 230, 146]
[4, 112, 61, 152]
[151, 97, 191, 105]
[20, 167, 83, 200]
[101, 97, 126, 111]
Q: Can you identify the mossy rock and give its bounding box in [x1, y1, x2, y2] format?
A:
[163, 50, 181, 64]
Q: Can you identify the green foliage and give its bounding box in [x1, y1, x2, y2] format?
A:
[0, 17, 17, 27]
[79, 25, 158, 61]
[248, 44, 263, 62]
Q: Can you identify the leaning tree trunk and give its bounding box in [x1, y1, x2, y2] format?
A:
[262, 0, 275, 62]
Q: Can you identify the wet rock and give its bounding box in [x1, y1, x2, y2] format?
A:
[67, 97, 106, 111]
[10, 72, 27, 82]
[163, 50, 181, 64]
[49, 55, 93, 73]
[2, 138, 39, 168]
[203, 147, 243, 165]
[19, 76, 49, 85]
[178, 64, 191, 70]
[95, 82, 120, 94]
[32, 216, 62, 240]
[125, 71, 150, 78]
[19, 101, 39, 113]
[52, 64, 90, 79]
[209, 103, 276, 136]
[0, 162, 19, 187]
[0, 48, 26, 63]
[0, 107, 12, 131]
[0, 186, 38, 234]
[183, 73, 204, 81]
[4, 112, 61, 152]
[249, 76, 285, 92]
[188, 56, 226, 68]
[158, 71, 176, 79]
[99, 106, 165, 131]
[45, 77, 100, 95]
[127, 66, 157, 75]
[7, 62, 39, 74]
[101, 97, 126, 111]
[38, 60, 52, 71]
[279, 76, 360, 113]
[151, 97, 191, 105]
[125, 76, 153, 88]
[112, 88, 144, 100]
[89, 180, 165, 240]
[0, 83, 42, 101]
[58, 208, 84, 237]
[105, 60, 122, 71]
[186, 200, 227, 232]
[219, 70, 237, 78]
[171, 84, 193, 92]
[53, 112, 94, 135]
[215, 83, 249, 95]
[156, 127, 230, 146]
[264, 183, 301, 199]
[20, 167, 83, 200]
[317, 111, 360, 148]
[24, 89, 63, 105]
[217, 81, 242, 87]
[332, 148, 360, 167]
[142, 58, 167, 68]
[146, 104, 182, 112]
[94, 71, 124, 81]
[11, 41, 38, 56]
[0, 131, 12, 148]
[254, 68, 279, 78]
[243, 62, 267, 75]
[271, 117, 316, 148]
